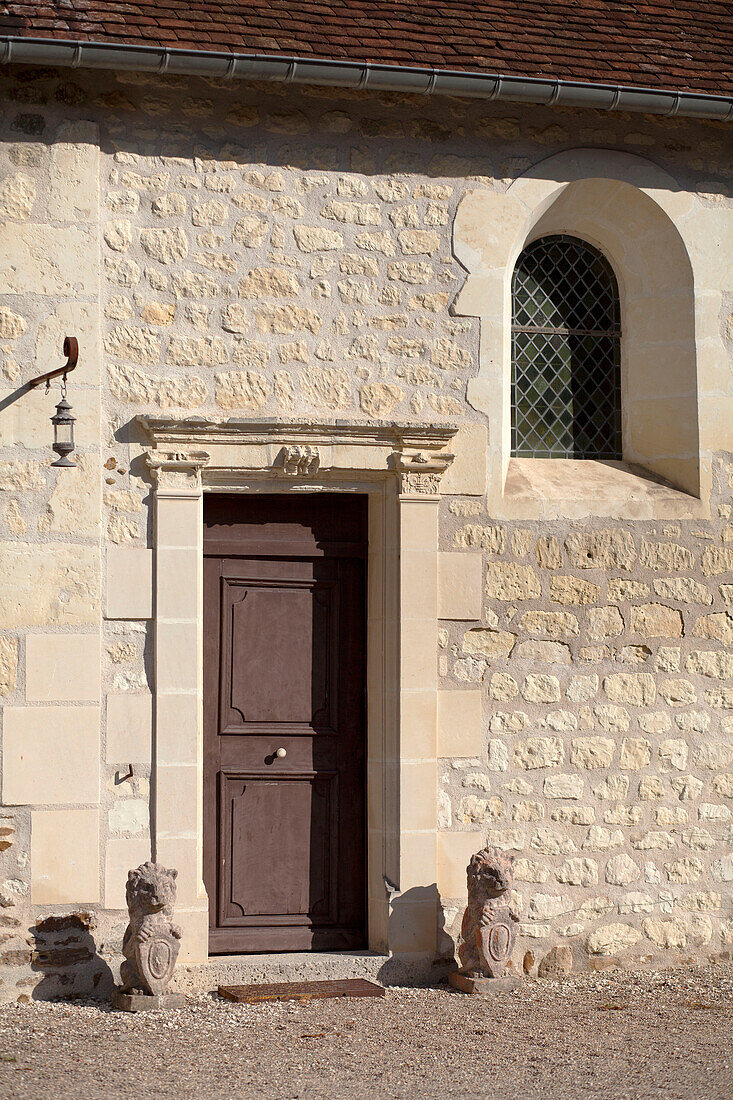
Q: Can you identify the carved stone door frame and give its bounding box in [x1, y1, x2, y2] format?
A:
[139, 417, 456, 965]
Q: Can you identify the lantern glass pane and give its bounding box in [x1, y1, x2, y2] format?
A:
[54, 421, 73, 446]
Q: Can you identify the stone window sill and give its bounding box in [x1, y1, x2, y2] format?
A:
[501, 458, 705, 520]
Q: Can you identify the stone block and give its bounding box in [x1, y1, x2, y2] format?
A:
[462, 628, 515, 658]
[105, 324, 162, 365]
[1, 543, 99, 626]
[39, 454, 101, 539]
[485, 561, 541, 601]
[437, 831, 483, 898]
[438, 553, 482, 620]
[692, 611, 733, 645]
[156, 694, 198, 765]
[605, 854, 640, 886]
[3, 705, 100, 805]
[388, 894, 438, 954]
[629, 603, 684, 638]
[398, 691, 436, 764]
[106, 547, 153, 619]
[31, 808, 100, 904]
[108, 361, 207, 407]
[437, 690, 483, 758]
[104, 838, 152, 909]
[537, 945, 573, 978]
[156, 765, 198, 839]
[398, 832, 437, 894]
[514, 640, 571, 664]
[518, 611, 579, 638]
[109, 799, 149, 835]
[0, 224, 99, 297]
[514, 737, 564, 769]
[157, 549, 200, 619]
[400, 619, 436, 691]
[25, 632, 100, 702]
[0, 171, 35, 219]
[0, 636, 18, 695]
[570, 737, 615, 769]
[440, 423, 488, 496]
[550, 575, 600, 604]
[112, 990, 186, 1012]
[603, 673, 656, 706]
[454, 525, 506, 552]
[586, 922, 641, 956]
[106, 694, 153, 764]
[448, 972, 520, 994]
[156, 497, 201, 549]
[154, 839, 200, 907]
[401, 762, 437, 830]
[402, 546, 438, 624]
[140, 226, 188, 264]
[47, 121, 99, 223]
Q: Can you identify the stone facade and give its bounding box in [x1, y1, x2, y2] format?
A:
[0, 63, 731, 998]
[436, 462, 733, 963]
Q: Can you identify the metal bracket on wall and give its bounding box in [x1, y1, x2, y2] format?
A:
[27, 336, 79, 392]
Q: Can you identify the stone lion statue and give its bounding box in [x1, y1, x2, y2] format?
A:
[458, 847, 520, 978]
[118, 861, 182, 997]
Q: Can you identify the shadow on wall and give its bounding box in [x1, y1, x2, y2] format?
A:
[2, 66, 730, 198]
[377, 884, 458, 986]
[30, 913, 114, 1001]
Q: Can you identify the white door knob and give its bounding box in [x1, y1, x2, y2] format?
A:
[275, 747, 287, 759]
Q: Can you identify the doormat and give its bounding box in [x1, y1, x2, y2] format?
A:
[218, 978, 385, 1004]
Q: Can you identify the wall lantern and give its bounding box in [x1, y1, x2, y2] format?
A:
[28, 336, 79, 468]
[50, 391, 76, 467]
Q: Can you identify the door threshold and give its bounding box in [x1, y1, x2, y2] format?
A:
[175, 951, 389, 996]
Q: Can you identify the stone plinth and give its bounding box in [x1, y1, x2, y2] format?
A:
[449, 971, 520, 995]
[112, 989, 186, 1012]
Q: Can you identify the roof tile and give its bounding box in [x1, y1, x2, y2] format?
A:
[0, 1, 730, 96]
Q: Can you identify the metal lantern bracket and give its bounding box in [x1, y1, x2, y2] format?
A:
[27, 335, 79, 392]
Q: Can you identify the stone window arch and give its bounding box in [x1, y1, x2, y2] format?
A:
[511, 234, 622, 460]
[452, 149, 723, 518]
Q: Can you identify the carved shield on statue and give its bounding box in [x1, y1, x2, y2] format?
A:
[477, 911, 516, 979]
[136, 935, 180, 996]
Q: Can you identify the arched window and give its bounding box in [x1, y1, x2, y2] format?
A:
[511, 235, 621, 459]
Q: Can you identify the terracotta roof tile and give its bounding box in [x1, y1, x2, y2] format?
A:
[0, 1, 731, 96]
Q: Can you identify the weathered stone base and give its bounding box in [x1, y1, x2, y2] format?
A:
[111, 988, 187, 1012]
[448, 971, 520, 994]
[173, 951, 419, 994]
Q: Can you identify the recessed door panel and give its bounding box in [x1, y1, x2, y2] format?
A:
[204, 494, 366, 955]
[219, 772, 337, 924]
[220, 572, 336, 734]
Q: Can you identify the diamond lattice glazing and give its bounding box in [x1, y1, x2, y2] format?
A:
[511, 235, 621, 459]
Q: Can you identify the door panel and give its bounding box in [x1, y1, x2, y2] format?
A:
[218, 772, 337, 924]
[219, 565, 337, 735]
[204, 494, 367, 954]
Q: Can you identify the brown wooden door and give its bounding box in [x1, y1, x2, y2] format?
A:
[203, 494, 367, 954]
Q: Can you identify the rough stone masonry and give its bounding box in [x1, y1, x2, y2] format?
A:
[0, 60, 730, 999]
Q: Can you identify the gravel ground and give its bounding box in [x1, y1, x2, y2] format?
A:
[0, 964, 731, 1099]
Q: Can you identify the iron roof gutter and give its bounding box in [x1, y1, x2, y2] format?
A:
[1, 36, 732, 122]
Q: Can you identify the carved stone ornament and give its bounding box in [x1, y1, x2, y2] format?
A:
[395, 449, 454, 496]
[449, 847, 521, 994]
[113, 861, 185, 1010]
[279, 444, 321, 476]
[145, 449, 210, 492]
[137, 417, 458, 493]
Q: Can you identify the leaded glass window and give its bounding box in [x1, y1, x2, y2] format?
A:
[511, 235, 622, 459]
